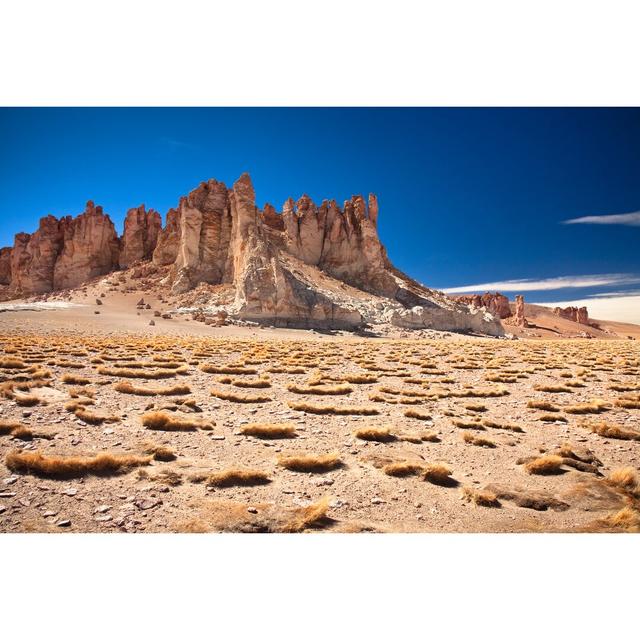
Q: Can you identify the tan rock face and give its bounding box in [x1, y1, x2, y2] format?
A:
[3, 173, 504, 335]
[456, 292, 512, 319]
[119, 205, 162, 268]
[170, 180, 235, 293]
[53, 201, 120, 290]
[9, 216, 68, 294]
[0, 247, 13, 286]
[152, 208, 181, 266]
[554, 305, 589, 325]
[512, 294, 529, 328]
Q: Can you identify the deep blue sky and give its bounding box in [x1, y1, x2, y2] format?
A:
[1, 108, 639, 306]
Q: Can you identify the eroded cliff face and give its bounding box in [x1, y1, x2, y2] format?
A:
[0, 247, 11, 285]
[119, 205, 162, 269]
[1, 173, 504, 335]
[9, 215, 68, 294]
[554, 306, 589, 325]
[456, 292, 512, 319]
[53, 201, 120, 290]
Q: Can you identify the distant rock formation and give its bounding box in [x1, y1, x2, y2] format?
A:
[553, 305, 589, 325]
[0, 173, 505, 336]
[119, 205, 162, 269]
[512, 294, 529, 328]
[456, 292, 512, 319]
[0, 247, 13, 286]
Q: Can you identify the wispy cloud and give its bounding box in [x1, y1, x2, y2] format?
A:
[159, 137, 198, 151]
[539, 295, 640, 325]
[442, 273, 640, 294]
[562, 211, 640, 226]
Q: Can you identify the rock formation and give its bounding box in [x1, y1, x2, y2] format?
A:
[512, 294, 529, 328]
[0, 173, 505, 336]
[553, 305, 589, 325]
[119, 205, 162, 269]
[53, 201, 120, 290]
[456, 292, 512, 319]
[0, 247, 13, 286]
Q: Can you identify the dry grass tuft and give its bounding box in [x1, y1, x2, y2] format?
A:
[114, 381, 191, 396]
[98, 366, 185, 379]
[461, 486, 501, 508]
[74, 407, 119, 425]
[527, 400, 559, 412]
[277, 452, 341, 473]
[239, 423, 296, 439]
[404, 409, 431, 420]
[615, 394, 640, 409]
[287, 383, 352, 395]
[422, 463, 456, 486]
[524, 455, 566, 475]
[5, 450, 151, 478]
[588, 422, 640, 441]
[564, 400, 609, 415]
[14, 393, 40, 407]
[206, 468, 271, 488]
[61, 373, 91, 385]
[382, 462, 425, 477]
[481, 419, 524, 433]
[280, 496, 332, 533]
[606, 467, 639, 495]
[533, 384, 573, 393]
[143, 443, 177, 461]
[210, 388, 271, 403]
[200, 364, 257, 375]
[288, 401, 378, 415]
[141, 411, 211, 431]
[353, 427, 396, 442]
[462, 432, 496, 448]
[599, 507, 640, 532]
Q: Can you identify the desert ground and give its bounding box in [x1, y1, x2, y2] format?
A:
[1, 283, 639, 534]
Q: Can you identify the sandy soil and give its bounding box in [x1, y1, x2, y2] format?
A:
[1, 289, 639, 533]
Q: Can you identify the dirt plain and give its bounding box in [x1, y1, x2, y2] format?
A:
[1, 282, 639, 534]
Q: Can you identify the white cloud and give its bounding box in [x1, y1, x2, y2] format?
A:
[539, 295, 640, 325]
[563, 211, 640, 226]
[442, 273, 640, 294]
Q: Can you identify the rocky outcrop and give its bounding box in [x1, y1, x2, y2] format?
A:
[0, 247, 13, 285]
[9, 216, 68, 294]
[553, 305, 589, 325]
[2, 173, 505, 336]
[53, 201, 120, 290]
[119, 205, 161, 268]
[455, 292, 512, 319]
[512, 294, 528, 328]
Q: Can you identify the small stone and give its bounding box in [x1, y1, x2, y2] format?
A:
[0, 505, 6, 514]
[56, 519, 71, 527]
[3, 477, 17, 485]
[42, 510, 57, 517]
[0, 492, 17, 498]
[94, 515, 112, 522]
[94, 505, 111, 513]
[61, 487, 78, 496]
[210, 434, 225, 440]
[247, 507, 258, 514]
[371, 497, 384, 504]
[18, 498, 31, 507]
[134, 498, 161, 510]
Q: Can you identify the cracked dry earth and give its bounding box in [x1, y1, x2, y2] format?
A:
[1, 330, 639, 533]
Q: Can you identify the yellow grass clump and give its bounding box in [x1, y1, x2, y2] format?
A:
[288, 401, 378, 415]
[277, 452, 341, 473]
[404, 409, 431, 420]
[462, 432, 496, 448]
[615, 394, 640, 409]
[210, 388, 271, 403]
[206, 468, 271, 488]
[527, 400, 559, 412]
[239, 423, 296, 439]
[114, 381, 191, 396]
[141, 411, 211, 431]
[422, 463, 455, 486]
[5, 450, 151, 478]
[382, 462, 425, 477]
[524, 455, 566, 475]
[200, 364, 257, 375]
[98, 365, 186, 379]
[287, 383, 353, 395]
[606, 467, 639, 495]
[353, 427, 396, 442]
[587, 422, 640, 441]
[461, 486, 501, 508]
[61, 373, 91, 385]
[143, 443, 177, 461]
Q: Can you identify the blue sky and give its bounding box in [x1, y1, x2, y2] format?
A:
[1, 108, 639, 320]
